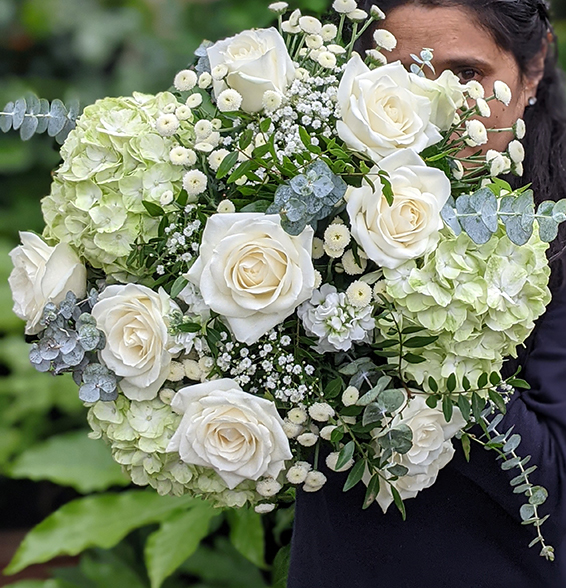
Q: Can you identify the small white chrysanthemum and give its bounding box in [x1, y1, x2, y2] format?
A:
[494, 80, 512, 106]
[342, 249, 367, 275]
[160, 190, 174, 206]
[155, 114, 180, 137]
[256, 478, 282, 497]
[234, 175, 247, 186]
[308, 402, 335, 422]
[286, 462, 311, 484]
[452, 159, 465, 180]
[347, 8, 368, 21]
[514, 162, 524, 176]
[312, 237, 325, 260]
[198, 72, 212, 89]
[195, 142, 214, 153]
[288, 407, 308, 424]
[303, 470, 327, 492]
[159, 387, 175, 405]
[326, 452, 354, 472]
[327, 44, 346, 55]
[183, 359, 203, 381]
[174, 69, 198, 92]
[175, 105, 192, 121]
[514, 118, 526, 140]
[186, 93, 203, 108]
[342, 385, 359, 407]
[365, 49, 387, 66]
[195, 119, 213, 140]
[324, 223, 351, 251]
[306, 33, 323, 49]
[488, 152, 510, 177]
[313, 269, 322, 289]
[268, 1, 289, 14]
[297, 432, 319, 447]
[281, 20, 300, 34]
[318, 51, 337, 69]
[370, 5, 386, 19]
[465, 119, 488, 146]
[299, 16, 322, 34]
[216, 199, 236, 214]
[309, 49, 322, 62]
[183, 169, 208, 197]
[211, 118, 222, 130]
[170, 146, 196, 166]
[332, 0, 357, 13]
[323, 243, 344, 258]
[476, 98, 491, 118]
[208, 148, 230, 171]
[465, 80, 485, 100]
[217, 88, 243, 112]
[168, 361, 185, 382]
[346, 280, 372, 308]
[373, 280, 387, 299]
[255, 503, 276, 514]
[508, 139, 525, 163]
[163, 103, 177, 114]
[295, 67, 310, 81]
[212, 64, 228, 81]
[262, 90, 282, 112]
[373, 29, 397, 51]
[321, 23, 338, 41]
[283, 419, 303, 438]
[320, 425, 337, 441]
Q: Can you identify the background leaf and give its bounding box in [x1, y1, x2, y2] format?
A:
[226, 508, 266, 569]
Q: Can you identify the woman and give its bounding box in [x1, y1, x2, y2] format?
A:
[288, 1, 566, 586]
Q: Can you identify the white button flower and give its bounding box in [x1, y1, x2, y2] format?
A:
[345, 149, 451, 269]
[337, 55, 442, 162]
[167, 379, 292, 489]
[182, 170, 208, 197]
[332, 0, 357, 13]
[217, 89, 243, 112]
[8, 232, 87, 334]
[465, 119, 488, 146]
[508, 140, 525, 163]
[174, 69, 198, 92]
[494, 80, 512, 105]
[187, 213, 316, 344]
[373, 29, 397, 51]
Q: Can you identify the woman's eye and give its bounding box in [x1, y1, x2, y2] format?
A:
[456, 68, 480, 82]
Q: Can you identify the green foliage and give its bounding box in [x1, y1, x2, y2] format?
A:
[4, 491, 198, 574]
[226, 508, 266, 569]
[7, 431, 129, 493]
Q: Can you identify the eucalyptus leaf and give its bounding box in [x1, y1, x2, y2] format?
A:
[12, 98, 27, 130]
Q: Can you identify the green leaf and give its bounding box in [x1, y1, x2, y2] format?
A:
[142, 201, 165, 217]
[170, 275, 188, 299]
[461, 434, 471, 462]
[489, 371, 501, 386]
[391, 485, 406, 520]
[324, 377, 343, 399]
[335, 441, 355, 471]
[520, 503, 536, 522]
[488, 389, 507, 415]
[216, 150, 239, 179]
[426, 395, 439, 409]
[446, 373, 456, 393]
[259, 117, 272, 134]
[145, 502, 217, 588]
[387, 464, 409, 477]
[239, 128, 253, 151]
[477, 373, 489, 389]
[343, 459, 365, 492]
[442, 395, 453, 422]
[508, 378, 530, 389]
[362, 473, 380, 509]
[457, 394, 471, 421]
[428, 376, 438, 393]
[4, 491, 197, 574]
[528, 486, 548, 506]
[271, 545, 291, 588]
[503, 434, 521, 454]
[298, 126, 311, 149]
[227, 508, 266, 569]
[403, 335, 439, 348]
[402, 353, 426, 364]
[240, 199, 272, 213]
[7, 431, 128, 493]
[471, 392, 485, 423]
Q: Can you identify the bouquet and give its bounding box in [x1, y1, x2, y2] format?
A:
[6, 0, 564, 560]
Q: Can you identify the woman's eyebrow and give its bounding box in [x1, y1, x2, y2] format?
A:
[439, 57, 493, 72]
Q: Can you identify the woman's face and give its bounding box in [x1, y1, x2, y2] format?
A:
[380, 5, 542, 153]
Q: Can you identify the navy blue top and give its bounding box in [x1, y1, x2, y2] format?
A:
[289, 264, 566, 587]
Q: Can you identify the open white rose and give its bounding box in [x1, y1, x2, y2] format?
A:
[207, 28, 295, 113]
[187, 213, 315, 344]
[337, 55, 442, 162]
[167, 379, 292, 489]
[371, 394, 466, 512]
[345, 149, 451, 269]
[91, 284, 175, 401]
[408, 69, 466, 131]
[9, 232, 87, 334]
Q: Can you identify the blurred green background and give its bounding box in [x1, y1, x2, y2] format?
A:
[0, 0, 565, 587]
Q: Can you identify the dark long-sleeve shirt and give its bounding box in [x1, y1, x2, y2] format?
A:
[288, 265, 566, 588]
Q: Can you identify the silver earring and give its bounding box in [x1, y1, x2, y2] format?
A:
[528, 96, 538, 106]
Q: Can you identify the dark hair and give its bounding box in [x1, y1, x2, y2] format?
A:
[358, 0, 566, 289]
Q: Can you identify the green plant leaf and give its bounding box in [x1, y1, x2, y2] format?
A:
[271, 544, 291, 588]
[7, 431, 128, 493]
[5, 491, 197, 574]
[227, 507, 266, 569]
[145, 501, 218, 588]
[343, 459, 365, 492]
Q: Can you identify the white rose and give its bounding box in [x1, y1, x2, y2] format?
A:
[337, 55, 442, 163]
[207, 28, 295, 113]
[166, 379, 292, 489]
[345, 149, 451, 269]
[187, 213, 315, 344]
[371, 394, 466, 513]
[408, 69, 466, 131]
[8, 232, 87, 334]
[91, 284, 175, 401]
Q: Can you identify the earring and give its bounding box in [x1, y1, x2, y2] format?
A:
[528, 96, 538, 106]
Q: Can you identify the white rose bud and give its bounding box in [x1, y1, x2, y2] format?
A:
[342, 385, 359, 406]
